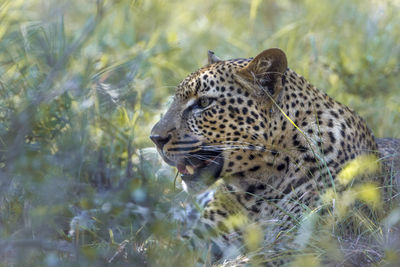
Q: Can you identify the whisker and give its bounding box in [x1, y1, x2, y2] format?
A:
[183, 154, 223, 165]
[200, 143, 270, 153]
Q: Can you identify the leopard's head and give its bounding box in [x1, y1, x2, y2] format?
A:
[150, 48, 287, 193]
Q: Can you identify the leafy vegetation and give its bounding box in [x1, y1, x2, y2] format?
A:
[0, 0, 399, 266]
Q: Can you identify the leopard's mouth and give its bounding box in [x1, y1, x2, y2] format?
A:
[176, 150, 223, 185]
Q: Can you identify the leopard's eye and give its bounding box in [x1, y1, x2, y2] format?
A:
[198, 97, 212, 108]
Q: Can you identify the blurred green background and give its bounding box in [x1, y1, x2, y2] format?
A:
[0, 0, 399, 266]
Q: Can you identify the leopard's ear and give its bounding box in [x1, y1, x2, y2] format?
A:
[237, 48, 287, 98]
[208, 50, 222, 64]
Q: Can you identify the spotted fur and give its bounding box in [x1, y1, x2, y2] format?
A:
[150, 48, 386, 265]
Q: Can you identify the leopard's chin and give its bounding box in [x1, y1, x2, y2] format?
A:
[177, 150, 224, 191]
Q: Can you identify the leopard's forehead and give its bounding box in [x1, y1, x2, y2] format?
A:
[175, 58, 251, 99]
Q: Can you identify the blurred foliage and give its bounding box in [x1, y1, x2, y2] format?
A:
[0, 0, 399, 266]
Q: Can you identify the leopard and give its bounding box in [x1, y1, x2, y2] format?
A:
[150, 48, 400, 266]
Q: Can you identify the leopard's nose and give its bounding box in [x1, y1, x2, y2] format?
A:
[150, 134, 171, 150]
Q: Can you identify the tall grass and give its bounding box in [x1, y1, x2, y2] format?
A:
[0, 0, 399, 266]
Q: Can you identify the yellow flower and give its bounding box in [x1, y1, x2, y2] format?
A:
[356, 183, 381, 208]
[337, 154, 380, 185]
[226, 214, 248, 229]
[321, 188, 336, 205]
[244, 224, 263, 252]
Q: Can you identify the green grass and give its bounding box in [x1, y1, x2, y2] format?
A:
[0, 0, 399, 266]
